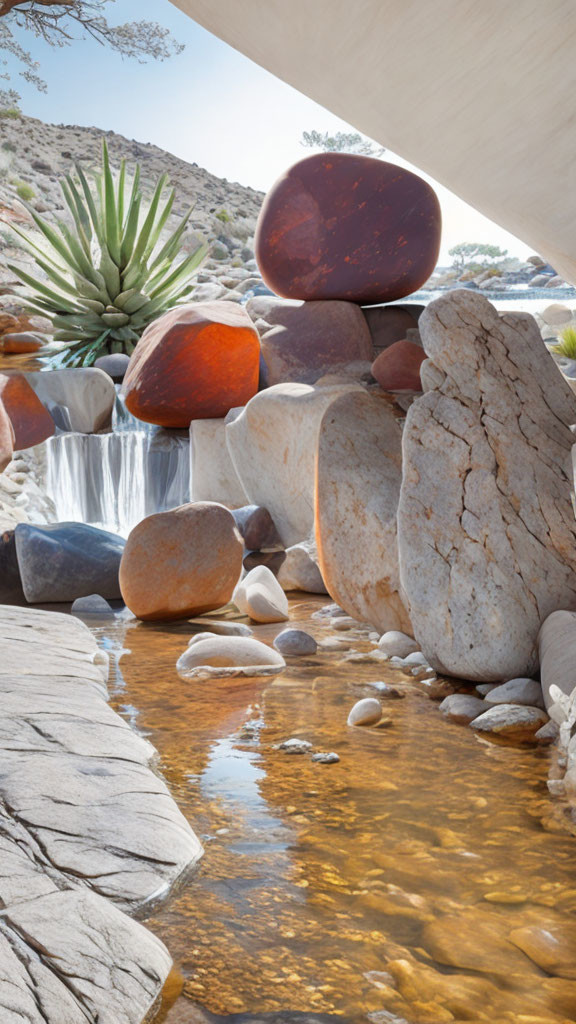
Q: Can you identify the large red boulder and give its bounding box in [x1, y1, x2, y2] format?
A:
[255, 153, 441, 304]
[123, 302, 260, 428]
[371, 340, 426, 392]
[0, 373, 55, 449]
[0, 399, 14, 473]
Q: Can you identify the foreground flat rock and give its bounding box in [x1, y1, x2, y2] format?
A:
[399, 290, 576, 681]
[0, 605, 203, 1021]
[316, 389, 412, 634]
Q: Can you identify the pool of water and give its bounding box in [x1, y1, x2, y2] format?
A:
[91, 598, 576, 1024]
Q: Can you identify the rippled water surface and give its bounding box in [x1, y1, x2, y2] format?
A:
[90, 598, 576, 1024]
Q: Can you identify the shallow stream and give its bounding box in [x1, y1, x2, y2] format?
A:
[90, 599, 576, 1024]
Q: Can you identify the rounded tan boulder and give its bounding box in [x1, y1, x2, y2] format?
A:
[119, 502, 244, 621]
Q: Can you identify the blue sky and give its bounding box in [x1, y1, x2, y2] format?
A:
[4, 0, 532, 264]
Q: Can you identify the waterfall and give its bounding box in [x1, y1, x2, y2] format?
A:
[43, 394, 190, 537]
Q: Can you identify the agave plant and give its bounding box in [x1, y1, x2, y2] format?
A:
[7, 141, 206, 366]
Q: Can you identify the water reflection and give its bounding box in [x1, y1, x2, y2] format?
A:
[93, 600, 576, 1024]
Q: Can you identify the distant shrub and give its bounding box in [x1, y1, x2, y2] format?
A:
[0, 108, 21, 120]
[215, 208, 231, 223]
[2, 141, 17, 152]
[15, 181, 35, 201]
[552, 326, 576, 360]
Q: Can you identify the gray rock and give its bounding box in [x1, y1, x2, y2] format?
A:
[312, 751, 340, 763]
[279, 738, 313, 754]
[277, 537, 327, 594]
[476, 683, 499, 696]
[399, 290, 576, 682]
[94, 352, 131, 382]
[273, 628, 317, 656]
[471, 704, 548, 740]
[15, 522, 125, 603]
[71, 594, 114, 616]
[176, 635, 286, 679]
[484, 677, 544, 708]
[25, 368, 116, 433]
[378, 631, 419, 659]
[439, 693, 486, 723]
[347, 698, 382, 727]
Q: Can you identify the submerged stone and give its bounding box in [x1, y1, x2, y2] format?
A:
[347, 698, 383, 727]
[177, 635, 285, 679]
[471, 703, 548, 741]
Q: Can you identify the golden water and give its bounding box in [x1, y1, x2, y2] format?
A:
[90, 597, 576, 1024]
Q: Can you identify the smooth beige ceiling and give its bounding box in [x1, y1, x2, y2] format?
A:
[170, 0, 576, 283]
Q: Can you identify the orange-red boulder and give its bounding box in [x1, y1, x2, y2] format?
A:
[371, 340, 426, 391]
[119, 501, 244, 621]
[0, 332, 45, 354]
[255, 153, 441, 304]
[0, 373, 55, 449]
[123, 302, 260, 428]
[0, 399, 14, 473]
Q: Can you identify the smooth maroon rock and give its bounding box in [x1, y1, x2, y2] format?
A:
[362, 303, 424, 353]
[255, 153, 441, 304]
[371, 340, 426, 392]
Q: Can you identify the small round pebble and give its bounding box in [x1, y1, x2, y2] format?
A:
[279, 738, 313, 754]
[71, 594, 114, 616]
[347, 698, 382, 727]
[312, 752, 340, 764]
[378, 630, 419, 658]
[273, 628, 317, 656]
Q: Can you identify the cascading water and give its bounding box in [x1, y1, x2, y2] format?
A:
[43, 392, 190, 536]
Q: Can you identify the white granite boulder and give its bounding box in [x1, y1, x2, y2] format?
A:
[226, 381, 361, 547]
[25, 368, 116, 433]
[190, 410, 248, 507]
[399, 290, 576, 682]
[233, 564, 289, 623]
[177, 634, 285, 679]
[277, 537, 327, 594]
[439, 693, 486, 724]
[316, 389, 412, 634]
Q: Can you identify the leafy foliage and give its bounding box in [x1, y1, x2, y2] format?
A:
[300, 129, 385, 158]
[7, 140, 207, 366]
[449, 242, 509, 273]
[0, 0, 184, 93]
[551, 326, 576, 360]
[14, 179, 34, 199]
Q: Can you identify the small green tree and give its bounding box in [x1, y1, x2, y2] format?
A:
[300, 129, 385, 158]
[449, 242, 509, 273]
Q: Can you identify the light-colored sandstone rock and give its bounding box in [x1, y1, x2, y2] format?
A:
[378, 631, 419, 659]
[484, 677, 544, 708]
[347, 697, 383, 727]
[439, 693, 486, 724]
[246, 295, 373, 385]
[471, 704, 548, 741]
[277, 537, 327, 594]
[538, 609, 576, 709]
[226, 381, 361, 546]
[188, 617, 253, 636]
[176, 635, 285, 679]
[399, 290, 576, 681]
[273, 628, 317, 656]
[316, 389, 411, 634]
[233, 564, 289, 622]
[15, 522, 125, 603]
[25, 368, 116, 433]
[190, 411, 249, 507]
[120, 501, 243, 621]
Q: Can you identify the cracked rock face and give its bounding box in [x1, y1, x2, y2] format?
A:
[398, 290, 576, 682]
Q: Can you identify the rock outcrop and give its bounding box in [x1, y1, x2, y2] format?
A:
[255, 153, 441, 303]
[399, 290, 576, 681]
[316, 389, 411, 633]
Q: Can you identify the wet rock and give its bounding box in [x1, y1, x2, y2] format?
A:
[120, 502, 243, 621]
[177, 635, 285, 679]
[233, 565, 289, 623]
[226, 381, 361, 547]
[422, 910, 534, 975]
[0, 330, 45, 353]
[25, 367, 115, 433]
[232, 505, 283, 550]
[399, 290, 576, 681]
[123, 302, 260, 427]
[439, 693, 486, 724]
[0, 372, 55, 449]
[484, 677, 544, 708]
[277, 538, 327, 594]
[509, 921, 576, 978]
[371, 340, 426, 392]
[189, 618, 253, 637]
[274, 628, 317, 656]
[471, 704, 548, 741]
[316, 390, 411, 633]
[190, 412, 249, 508]
[378, 631, 420, 659]
[15, 521, 125, 602]
[347, 697, 383, 727]
[362, 303, 424, 354]
[534, 719, 560, 744]
[312, 752, 340, 764]
[255, 153, 441, 303]
[246, 295, 373, 385]
[539, 609, 576, 708]
[243, 549, 287, 575]
[279, 738, 313, 754]
[71, 594, 114, 616]
[94, 352, 131, 382]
